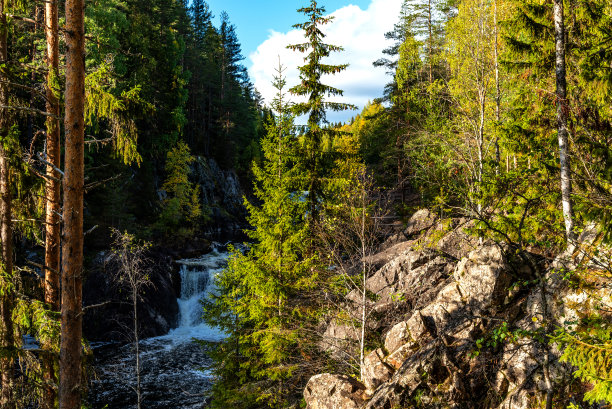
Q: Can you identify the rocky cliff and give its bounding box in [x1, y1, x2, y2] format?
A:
[191, 156, 247, 237]
[306, 210, 608, 409]
[83, 249, 180, 341]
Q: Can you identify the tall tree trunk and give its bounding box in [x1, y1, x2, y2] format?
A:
[133, 288, 141, 409]
[0, 6, 15, 408]
[43, 0, 61, 406]
[0, 149, 14, 409]
[553, 0, 575, 243]
[59, 0, 85, 404]
[493, 0, 501, 170]
[427, 0, 433, 84]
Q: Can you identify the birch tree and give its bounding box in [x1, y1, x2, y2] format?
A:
[553, 0, 575, 243]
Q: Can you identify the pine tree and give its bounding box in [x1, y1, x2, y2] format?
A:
[59, 0, 86, 404]
[0, 3, 16, 406]
[287, 0, 355, 222]
[42, 0, 61, 406]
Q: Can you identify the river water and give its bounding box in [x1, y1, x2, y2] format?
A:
[87, 244, 230, 409]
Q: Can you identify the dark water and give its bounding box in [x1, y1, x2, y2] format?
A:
[87, 246, 230, 409]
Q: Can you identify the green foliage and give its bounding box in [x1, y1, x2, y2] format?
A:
[287, 0, 356, 219]
[205, 65, 320, 408]
[13, 298, 60, 355]
[157, 141, 204, 238]
[554, 317, 612, 404]
[85, 63, 151, 166]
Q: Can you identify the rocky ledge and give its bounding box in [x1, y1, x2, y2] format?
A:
[307, 209, 609, 409]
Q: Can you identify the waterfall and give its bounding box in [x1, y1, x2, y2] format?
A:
[167, 243, 230, 341]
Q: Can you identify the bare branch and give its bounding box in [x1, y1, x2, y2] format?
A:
[84, 225, 98, 237]
[36, 152, 65, 177]
[0, 105, 59, 118]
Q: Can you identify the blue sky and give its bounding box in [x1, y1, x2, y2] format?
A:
[204, 0, 404, 123]
[205, 1, 373, 59]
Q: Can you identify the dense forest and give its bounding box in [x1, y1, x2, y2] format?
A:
[0, 0, 611, 408]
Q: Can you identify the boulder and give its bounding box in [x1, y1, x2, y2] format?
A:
[435, 221, 480, 260]
[365, 241, 413, 271]
[322, 319, 361, 358]
[454, 244, 511, 314]
[365, 248, 448, 304]
[362, 348, 394, 394]
[385, 342, 418, 370]
[384, 321, 411, 355]
[404, 209, 436, 237]
[304, 374, 366, 409]
[365, 342, 442, 409]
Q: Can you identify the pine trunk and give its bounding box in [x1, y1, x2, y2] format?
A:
[42, 0, 61, 406]
[59, 0, 85, 404]
[553, 0, 575, 243]
[0, 6, 15, 408]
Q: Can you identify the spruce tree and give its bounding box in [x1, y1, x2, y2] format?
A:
[287, 0, 355, 222]
[205, 63, 316, 408]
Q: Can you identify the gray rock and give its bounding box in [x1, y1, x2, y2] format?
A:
[435, 221, 480, 260]
[385, 341, 418, 370]
[304, 374, 366, 409]
[365, 342, 441, 409]
[404, 209, 436, 237]
[454, 243, 510, 314]
[384, 322, 411, 355]
[362, 348, 394, 395]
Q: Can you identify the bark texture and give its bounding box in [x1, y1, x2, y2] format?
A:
[43, 0, 61, 406]
[554, 0, 575, 242]
[0, 5, 15, 408]
[59, 0, 85, 405]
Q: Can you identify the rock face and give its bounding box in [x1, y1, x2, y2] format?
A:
[307, 209, 596, 409]
[191, 157, 246, 236]
[304, 374, 366, 409]
[83, 249, 180, 341]
[362, 349, 393, 394]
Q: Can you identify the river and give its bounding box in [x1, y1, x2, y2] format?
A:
[87, 244, 231, 409]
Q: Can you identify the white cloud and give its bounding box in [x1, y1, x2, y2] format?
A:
[248, 0, 403, 124]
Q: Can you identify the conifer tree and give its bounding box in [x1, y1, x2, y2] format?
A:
[60, 0, 86, 403]
[205, 63, 317, 408]
[0, 4, 15, 406]
[42, 0, 61, 404]
[287, 0, 355, 222]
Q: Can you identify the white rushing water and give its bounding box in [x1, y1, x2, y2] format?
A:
[89, 243, 235, 409]
[157, 243, 231, 343]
